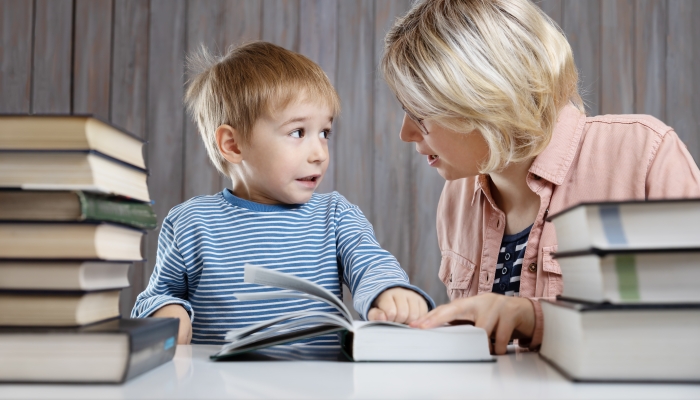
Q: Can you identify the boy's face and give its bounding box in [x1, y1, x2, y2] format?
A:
[233, 99, 333, 205]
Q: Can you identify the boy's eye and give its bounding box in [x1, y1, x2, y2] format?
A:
[289, 129, 304, 138]
[319, 129, 332, 140]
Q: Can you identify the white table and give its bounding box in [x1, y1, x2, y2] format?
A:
[1, 345, 699, 399]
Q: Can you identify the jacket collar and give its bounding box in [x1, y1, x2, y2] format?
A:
[472, 104, 586, 202]
[528, 103, 586, 185]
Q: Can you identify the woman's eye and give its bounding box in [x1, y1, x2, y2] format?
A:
[290, 129, 304, 138]
[319, 129, 332, 140]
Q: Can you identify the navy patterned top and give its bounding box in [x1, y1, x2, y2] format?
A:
[492, 224, 532, 296]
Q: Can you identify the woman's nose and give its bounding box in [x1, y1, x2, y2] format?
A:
[399, 114, 423, 143]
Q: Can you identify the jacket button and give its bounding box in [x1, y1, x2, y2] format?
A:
[528, 263, 537, 273]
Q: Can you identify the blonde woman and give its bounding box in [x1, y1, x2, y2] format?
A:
[381, 0, 700, 354]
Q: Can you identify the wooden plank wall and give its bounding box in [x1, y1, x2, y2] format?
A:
[1, 0, 700, 316]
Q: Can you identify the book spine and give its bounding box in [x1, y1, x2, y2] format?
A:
[78, 191, 157, 230]
[121, 319, 179, 383]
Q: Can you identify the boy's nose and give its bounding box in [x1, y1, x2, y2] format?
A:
[308, 137, 328, 164]
[399, 115, 423, 143]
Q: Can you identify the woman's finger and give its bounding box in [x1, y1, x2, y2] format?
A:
[410, 300, 473, 329]
[492, 317, 516, 355]
[473, 302, 499, 339]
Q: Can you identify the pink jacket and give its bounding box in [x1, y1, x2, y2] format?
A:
[435, 104, 700, 348]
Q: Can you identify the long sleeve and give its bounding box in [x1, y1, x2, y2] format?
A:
[131, 213, 194, 320]
[334, 199, 435, 319]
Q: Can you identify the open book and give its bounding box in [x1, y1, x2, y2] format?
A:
[211, 265, 493, 362]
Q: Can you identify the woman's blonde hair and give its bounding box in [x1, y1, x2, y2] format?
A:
[185, 41, 340, 175]
[381, 0, 583, 173]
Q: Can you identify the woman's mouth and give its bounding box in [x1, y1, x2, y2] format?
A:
[427, 154, 440, 166]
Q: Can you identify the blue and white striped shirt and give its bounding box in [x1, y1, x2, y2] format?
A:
[132, 189, 434, 345]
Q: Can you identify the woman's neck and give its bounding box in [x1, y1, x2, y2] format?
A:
[488, 159, 541, 235]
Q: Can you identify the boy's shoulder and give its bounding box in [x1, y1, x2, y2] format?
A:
[167, 192, 228, 221]
[310, 191, 356, 212]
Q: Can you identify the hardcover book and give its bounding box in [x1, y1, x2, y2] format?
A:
[0, 151, 150, 202]
[0, 115, 145, 169]
[540, 299, 700, 382]
[546, 200, 700, 253]
[0, 222, 144, 260]
[0, 190, 157, 230]
[0, 318, 178, 383]
[212, 266, 493, 362]
[0, 289, 120, 326]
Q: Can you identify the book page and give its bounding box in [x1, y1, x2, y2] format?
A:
[234, 292, 353, 322]
[242, 264, 353, 322]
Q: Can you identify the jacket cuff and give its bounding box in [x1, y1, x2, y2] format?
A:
[519, 297, 544, 350]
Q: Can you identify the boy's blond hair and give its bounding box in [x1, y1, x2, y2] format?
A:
[381, 0, 584, 173]
[185, 41, 341, 175]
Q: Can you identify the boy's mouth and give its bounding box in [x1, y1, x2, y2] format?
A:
[296, 175, 321, 188]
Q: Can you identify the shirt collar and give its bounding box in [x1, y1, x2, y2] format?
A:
[528, 103, 586, 185]
[472, 103, 586, 203]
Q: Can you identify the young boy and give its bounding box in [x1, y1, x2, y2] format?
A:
[132, 42, 434, 345]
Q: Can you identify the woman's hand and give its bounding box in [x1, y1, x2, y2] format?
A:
[409, 293, 535, 355]
[368, 287, 430, 324]
[152, 304, 192, 345]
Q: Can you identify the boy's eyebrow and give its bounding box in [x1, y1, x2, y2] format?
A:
[279, 116, 309, 128]
[278, 116, 333, 128]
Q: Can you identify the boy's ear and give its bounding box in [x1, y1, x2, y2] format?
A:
[216, 124, 244, 164]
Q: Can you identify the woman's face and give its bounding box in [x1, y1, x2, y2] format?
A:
[399, 114, 489, 180]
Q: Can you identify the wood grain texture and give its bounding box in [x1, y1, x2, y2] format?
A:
[299, 0, 337, 194]
[563, 0, 601, 116]
[32, 0, 73, 114]
[538, 0, 562, 28]
[183, 0, 262, 199]
[335, 0, 374, 218]
[0, 0, 33, 113]
[144, 0, 187, 290]
[635, 0, 666, 121]
[373, 0, 412, 283]
[601, 0, 635, 114]
[667, 0, 698, 160]
[73, 0, 113, 119]
[111, 0, 149, 138]
[262, 0, 299, 51]
[111, 0, 149, 317]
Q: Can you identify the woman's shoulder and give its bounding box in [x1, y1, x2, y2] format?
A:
[582, 113, 674, 144]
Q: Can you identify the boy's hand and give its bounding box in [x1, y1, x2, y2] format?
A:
[368, 287, 429, 324]
[152, 304, 192, 345]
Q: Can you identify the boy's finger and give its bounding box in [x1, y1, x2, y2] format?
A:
[407, 296, 421, 323]
[367, 307, 387, 321]
[377, 295, 397, 321]
[393, 293, 410, 324]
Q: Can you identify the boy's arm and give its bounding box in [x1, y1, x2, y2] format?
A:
[131, 214, 194, 321]
[335, 200, 436, 320]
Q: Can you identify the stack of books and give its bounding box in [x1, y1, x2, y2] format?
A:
[540, 200, 700, 382]
[0, 115, 178, 383]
